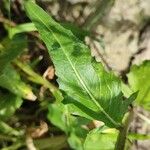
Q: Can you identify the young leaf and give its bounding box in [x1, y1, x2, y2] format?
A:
[127, 61, 150, 110]
[25, 2, 135, 128]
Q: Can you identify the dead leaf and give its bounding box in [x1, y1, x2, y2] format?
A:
[43, 66, 55, 80]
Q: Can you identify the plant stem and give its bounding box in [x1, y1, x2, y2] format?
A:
[115, 107, 134, 150]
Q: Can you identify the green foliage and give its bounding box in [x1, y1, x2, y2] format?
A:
[0, 35, 36, 100]
[14, 60, 61, 101]
[9, 23, 36, 38]
[48, 103, 88, 150]
[48, 103, 72, 133]
[9, 22, 88, 40]
[0, 35, 26, 72]
[127, 61, 150, 110]
[0, 93, 22, 121]
[0, 1, 149, 150]
[24, 1, 135, 129]
[84, 127, 118, 150]
[0, 65, 35, 100]
[0, 121, 21, 136]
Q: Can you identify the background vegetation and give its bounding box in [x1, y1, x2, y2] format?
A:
[0, 0, 150, 149]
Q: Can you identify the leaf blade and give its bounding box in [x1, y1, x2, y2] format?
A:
[25, 1, 134, 127]
[127, 61, 150, 110]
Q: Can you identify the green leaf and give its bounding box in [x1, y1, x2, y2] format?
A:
[84, 127, 118, 150]
[25, 2, 134, 128]
[9, 22, 88, 40]
[127, 61, 150, 110]
[68, 132, 84, 150]
[0, 93, 22, 120]
[121, 82, 132, 98]
[0, 34, 27, 73]
[63, 96, 101, 121]
[48, 103, 71, 133]
[0, 65, 36, 100]
[61, 22, 89, 41]
[47, 102, 87, 150]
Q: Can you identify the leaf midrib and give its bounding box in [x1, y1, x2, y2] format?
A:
[28, 3, 120, 127]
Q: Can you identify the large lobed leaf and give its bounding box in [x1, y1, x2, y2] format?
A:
[25, 2, 135, 128]
[127, 61, 150, 110]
